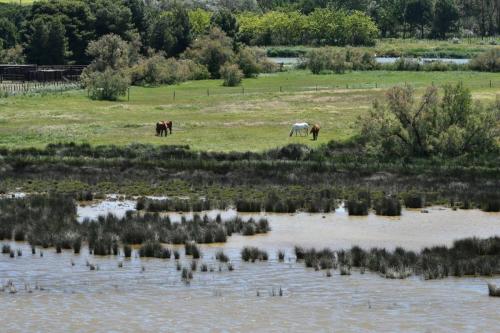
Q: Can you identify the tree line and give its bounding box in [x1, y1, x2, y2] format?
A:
[2, 0, 497, 66]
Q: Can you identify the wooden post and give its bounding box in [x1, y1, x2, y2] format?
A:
[242, 87, 244, 95]
[127, 87, 130, 101]
[280, 86, 282, 92]
[207, 88, 210, 96]
[173, 90, 176, 101]
[490, 80, 492, 88]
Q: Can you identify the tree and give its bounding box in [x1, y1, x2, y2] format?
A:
[85, 0, 133, 39]
[25, 16, 69, 65]
[29, 0, 95, 64]
[188, 8, 212, 36]
[405, 0, 433, 38]
[46, 17, 70, 65]
[0, 18, 18, 48]
[150, 5, 192, 57]
[432, 0, 459, 38]
[81, 34, 132, 101]
[360, 83, 499, 157]
[211, 9, 239, 39]
[184, 27, 234, 79]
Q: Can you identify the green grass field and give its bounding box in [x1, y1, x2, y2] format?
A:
[0, 70, 499, 152]
[0, 0, 34, 4]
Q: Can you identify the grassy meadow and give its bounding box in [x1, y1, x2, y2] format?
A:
[1, 70, 499, 152]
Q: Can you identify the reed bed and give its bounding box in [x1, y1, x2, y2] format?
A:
[296, 237, 500, 280]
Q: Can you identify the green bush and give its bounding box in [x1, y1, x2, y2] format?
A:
[130, 55, 209, 86]
[220, 63, 243, 86]
[83, 69, 130, 101]
[360, 83, 500, 157]
[469, 48, 500, 72]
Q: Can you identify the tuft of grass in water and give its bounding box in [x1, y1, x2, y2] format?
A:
[73, 238, 81, 254]
[191, 260, 197, 271]
[488, 283, 500, 297]
[215, 250, 229, 263]
[403, 192, 425, 208]
[2, 244, 11, 254]
[347, 200, 369, 216]
[374, 196, 401, 216]
[185, 242, 201, 259]
[482, 198, 500, 212]
[181, 267, 193, 283]
[139, 240, 170, 258]
[340, 265, 351, 275]
[278, 250, 285, 261]
[173, 250, 180, 260]
[294, 246, 305, 260]
[228, 263, 234, 271]
[123, 244, 132, 258]
[201, 263, 208, 272]
[241, 247, 268, 262]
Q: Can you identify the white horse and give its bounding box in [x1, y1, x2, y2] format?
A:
[289, 122, 310, 137]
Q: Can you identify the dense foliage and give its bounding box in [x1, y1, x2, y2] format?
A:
[360, 83, 500, 157]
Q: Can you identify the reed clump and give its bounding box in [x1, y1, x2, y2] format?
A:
[139, 241, 170, 258]
[374, 196, 401, 216]
[296, 236, 500, 280]
[241, 247, 268, 262]
[215, 250, 229, 263]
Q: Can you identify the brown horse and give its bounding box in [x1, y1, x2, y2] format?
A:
[155, 121, 173, 137]
[310, 124, 321, 140]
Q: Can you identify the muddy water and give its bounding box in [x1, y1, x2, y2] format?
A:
[2, 208, 500, 332]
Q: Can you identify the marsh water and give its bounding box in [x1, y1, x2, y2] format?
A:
[2, 204, 500, 332]
[269, 57, 470, 66]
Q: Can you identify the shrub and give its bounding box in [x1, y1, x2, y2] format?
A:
[470, 48, 500, 72]
[346, 200, 369, 215]
[83, 69, 130, 101]
[360, 83, 500, 158]
[220, 63, 243, 87]
[374, 197, 401, 216]
[403, 192, 425, 208]
[129, 56, 209, 86]
[236, 47, 261, 78]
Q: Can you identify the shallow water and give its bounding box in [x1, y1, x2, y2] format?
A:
[268, 57, 470, 66]
[2, 207, 500, 332]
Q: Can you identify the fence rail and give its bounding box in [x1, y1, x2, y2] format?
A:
[0, 81, 81, 97]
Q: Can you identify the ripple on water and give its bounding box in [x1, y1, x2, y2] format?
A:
[2, 207, 500, 332]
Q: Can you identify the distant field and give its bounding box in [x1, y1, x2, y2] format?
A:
[0, 70, 499, 152]
[0, 0, 34, 4]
